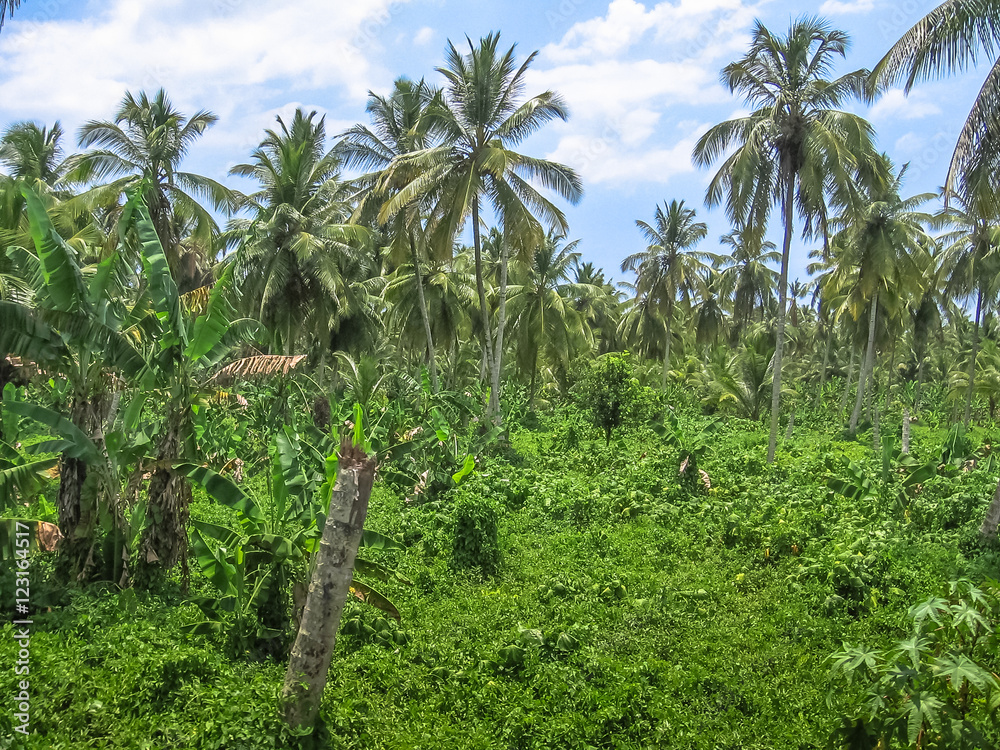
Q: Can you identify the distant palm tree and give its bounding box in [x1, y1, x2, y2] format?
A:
[693, 16, 877, 462]
[506, 231, 597, 404]
[0, 122, 71, 186]
[380, 32, 583, 422]
[937, 191, 1000, 427]
[340, 77, 445, 391]
[829, 155, 934, 436]
[622, 199, 709, 388]
[68, 89, 234, 292]
[715, 227, 779, 333]
[228, 109, 370, 358]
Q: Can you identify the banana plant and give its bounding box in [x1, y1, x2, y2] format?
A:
[0, 184, 144, 579]
[181, 426, 406, 644]
[118, 188, 263, 576]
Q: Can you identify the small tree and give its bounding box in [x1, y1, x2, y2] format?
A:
[576, 352, 639, 445]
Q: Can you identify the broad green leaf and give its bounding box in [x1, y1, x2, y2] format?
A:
[452, 453, 476, 485]
[21, 184, 88, 313]
[360, 529, 406, 551]
[349, 579, 401, 621]
[184, 265, 235, 363]
[177, 463, 262, 524]
[125, 192, 186, 351]
[3, 400, 100, 464]
[190, 527, 237, 596]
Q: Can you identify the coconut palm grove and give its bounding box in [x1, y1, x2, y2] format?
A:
[5, 1, 1000, 748]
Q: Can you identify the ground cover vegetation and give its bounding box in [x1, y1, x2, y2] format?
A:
[3, 8, 1000, 748]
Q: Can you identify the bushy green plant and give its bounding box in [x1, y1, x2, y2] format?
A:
[573, 352, 640, 445]
[451, 495, 501, 576]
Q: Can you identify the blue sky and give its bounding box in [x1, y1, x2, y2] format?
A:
[0, 0, 976, 288]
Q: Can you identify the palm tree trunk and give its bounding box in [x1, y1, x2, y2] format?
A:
[814, 323, 833, 408]
[850, 292, 878, 437]
[785, 408, 795, 439]
[281, 441, 376, 730]
[872, 405, 880, 452]
[902, 404, 911, 453]
[980, 478, 1000, 539]
[661, 298, 674, 390]
[489, 231, 510, 423]
[964, 288, 983, 429]
[410, 232, 439, 394]
[915, 350, 926, 412]
[529, 346, 539, 407]
[839, 345, 856, 416]
[471, 196, 495, 403]
[767, 174, 794, 463]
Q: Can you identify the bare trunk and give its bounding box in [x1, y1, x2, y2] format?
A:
[471, 197, 495, 400]
[901, 405, 911, 454]
[872, 406, 880, 453]
[410, 232, 439, 394]
[489, 231, 509, 424]
[281, 441, 376, 730]
[839, 345, 856, 416]
[980, 478, 1000, 539]
[767, 173, 794, 463]
[661, 298, 674, 390]
[785, 408, 795, 439]
[850, 293, 878, 437]
[814, 326, 833, 408]
[915, 353, 925, 412]
[964, 288, 983, 429]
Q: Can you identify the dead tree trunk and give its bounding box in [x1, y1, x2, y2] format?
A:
[980, 478, 1000, 539]
[281, 441, 376, 731]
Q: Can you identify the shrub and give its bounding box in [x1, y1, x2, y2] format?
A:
[451, 496, 501, 576]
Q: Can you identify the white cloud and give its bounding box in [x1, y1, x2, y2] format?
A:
[529, 1, 762, 186]
[0, 0, 410, 126]
[870, 88, 942, 122]
[547, 121, 709, 185]
[818, 0, 875, 14]
[414, 26, 435, 46]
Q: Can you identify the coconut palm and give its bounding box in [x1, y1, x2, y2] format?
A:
[829, 156, 934, 437]
[870, 0, 1000, 212]
[715, 226, 779, 333]
[506, 231, 598, 405]
[68, 89, 234, 293]
[937, 191, 1000, 427]
[622, 199, 709, 388]
[340, 77, 445, 391]
[693, 16, 877, 462]
[227, 109, 370, 359]
[0, 121, 72, 187]
[379, 32, 583, 422]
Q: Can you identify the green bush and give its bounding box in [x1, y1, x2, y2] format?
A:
[451, 496, 501, 576]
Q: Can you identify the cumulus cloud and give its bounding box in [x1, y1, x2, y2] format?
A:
[414, 26, 435, 46]
[0, 0, 411, 155]
[531, 0, 760, 186]
[870, 88, 942, 122]
[818, 0, 876, 14]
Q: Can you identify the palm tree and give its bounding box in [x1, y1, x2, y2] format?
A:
[379, 32, 583, 423]
[68, 89, 234, 292]
[622, 200, 709, 388]
[937, 192, 1000, 427]
[693, 16, 876, 462]
[227, 109, 370, 359]
[340, 78, 444, 391]
[0, 122, 72, 187]
[572, 261, 621, 354]
[829, 156, 934, 437]
[715, 227, 779, 334]
[506, 231, 598, 405]
[870, 0, 1000, 212]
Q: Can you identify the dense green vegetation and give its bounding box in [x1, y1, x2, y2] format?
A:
[4, 4, 1000, 748]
